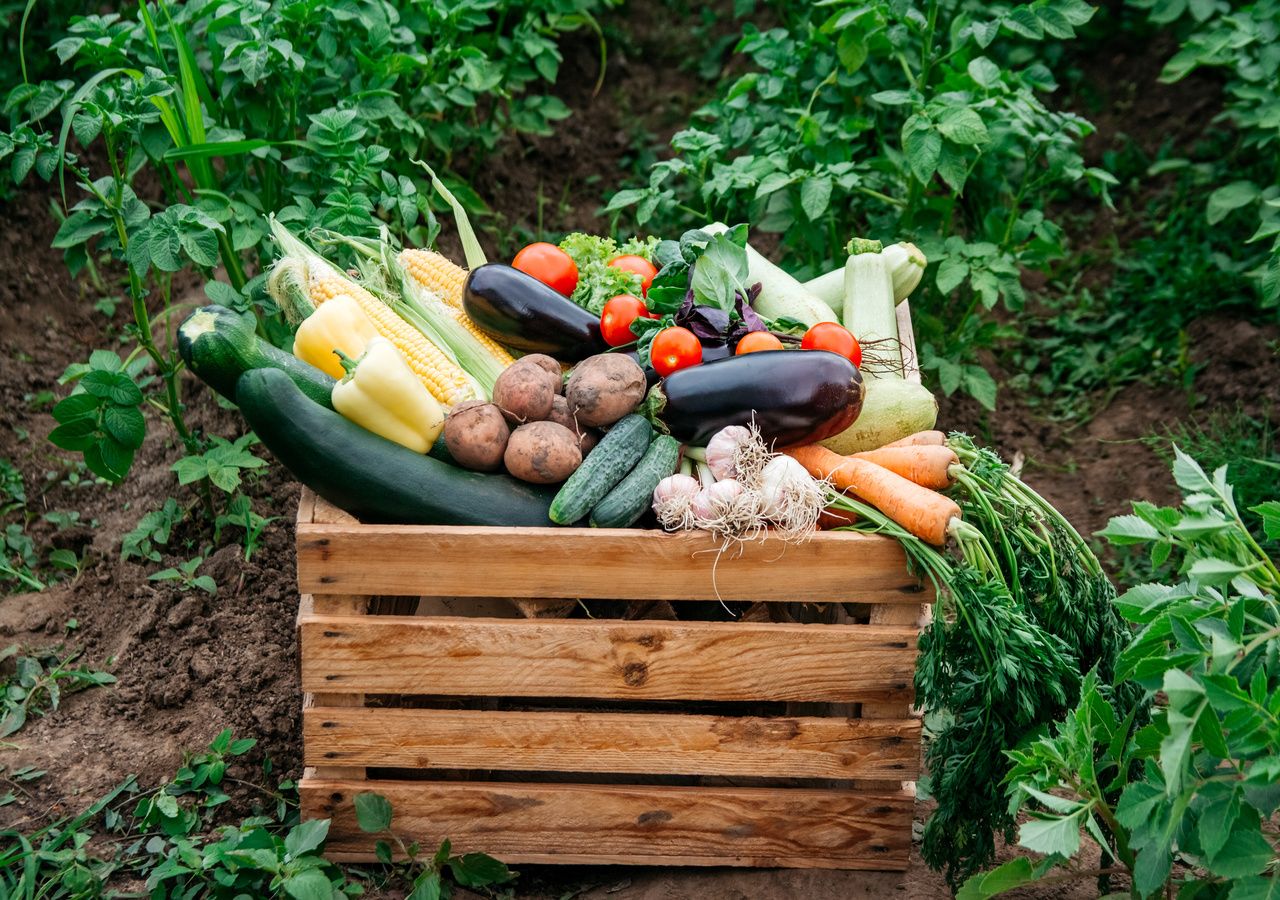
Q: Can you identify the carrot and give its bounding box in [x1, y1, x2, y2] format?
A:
[853, 445, 959, 490]
[883, 430, 946, 448]
[786, 444, 960, 545]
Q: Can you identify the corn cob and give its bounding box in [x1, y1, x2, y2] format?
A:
[268, 217, 480, 407]
[399, 248, 516, 367]
[399, 248, 466, 308]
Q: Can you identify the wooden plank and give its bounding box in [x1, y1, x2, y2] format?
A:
[299, 616, 916, 703]
[304, 707, 920, 779]
[297, 522, 932, 603]
[302, 778, 912, 869]
[896, 300, 921, 384]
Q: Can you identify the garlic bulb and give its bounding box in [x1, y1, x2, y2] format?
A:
[691, 478, 745, 522]
[704, 426, 753, 481]
[652, 474, 701, 531]
[758, 455, 824, 538]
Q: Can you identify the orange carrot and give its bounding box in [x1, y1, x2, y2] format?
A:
[853, 445, 959, 490]
[786, 445, 960, 545]
[883, 430, 946, 448]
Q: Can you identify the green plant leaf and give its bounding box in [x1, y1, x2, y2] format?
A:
[967, 57, 1001, 89]
[1188, 558, 1251, 585]
[937, 108, 989, 146]
[1228, 876, 1280, 900]
[1018, 812, 1082, 857]
[282, 866, 333, 900]
[448, 852, 515, 887]
[285, 819, 330, 859]
[903, 119, 941, 183]
[103, 405, 146, 450]
[956, 858, 1038, 899]
[1249, 501, 1280, 541]
[408, 872, 442, 900]
[353, 792, 392, 833]
[1097, 514, 1161, 545]
[1205, 827, 1274, 878]
[799, 174, 833, 221]
[1206, 181, 1260, 225]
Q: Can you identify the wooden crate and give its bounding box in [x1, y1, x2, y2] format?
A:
[296, 304, 930, 871]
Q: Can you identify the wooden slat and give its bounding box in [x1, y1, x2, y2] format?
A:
[299, 615, 916, 703]
[302, 778, 912, 869]
[304, 707, 921, 779]
[297, 522, 931, 603]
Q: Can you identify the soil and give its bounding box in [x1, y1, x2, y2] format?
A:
[1, 4, 1278, 899]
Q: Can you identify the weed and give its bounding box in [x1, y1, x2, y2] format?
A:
[355, 790, 517, 898]
[148, 555, 217, 595]
[0, 644, 116, 737]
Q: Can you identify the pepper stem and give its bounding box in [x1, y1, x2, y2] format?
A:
[334, 349, 359, 377]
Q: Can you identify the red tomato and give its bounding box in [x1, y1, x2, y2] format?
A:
[735, 331, 784, 355]
[608, 255, 658, 295]
[513, 242, 578, 296]
[801, 322, 862, 367]
[651, 327, 703, 376]
[600, 294, 650, 347]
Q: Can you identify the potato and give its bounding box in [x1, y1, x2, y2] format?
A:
[565, 353, 647, 427]
[546, 395, 593, 450]
[579, 428, 600, 456]
[443, 401, 509, 472]
[504, 421, 583, 484]
[519, 354, 565, 394]
[493, 360, 556, 424]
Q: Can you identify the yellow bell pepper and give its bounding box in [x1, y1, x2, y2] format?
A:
[293, 294, 378, 379]
[331, 338, 445, 453]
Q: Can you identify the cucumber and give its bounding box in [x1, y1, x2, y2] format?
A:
[236, 368, 555, 526]
[589, 435, 680, 528]
[179, 305, 335, 408]
[549, 414, 652, 525]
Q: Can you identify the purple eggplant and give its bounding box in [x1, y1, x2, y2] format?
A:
[652, 350, 863, 448]
[463, 264, 607, 360]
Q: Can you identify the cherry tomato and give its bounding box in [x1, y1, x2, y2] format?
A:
[651, 327, 703, 376]
[801, 322, 862, 367]
[735, 331, 784, 355]
[512, 242, 578, 296]
[600, 294, 650, 347]
[608, 255, 658, 295]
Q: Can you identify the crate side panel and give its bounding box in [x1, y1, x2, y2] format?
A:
[299, 616, 917, 703]
[296, 522, 929, 603]
[304, 706, 921, 779]
[304, 778, 912, 869]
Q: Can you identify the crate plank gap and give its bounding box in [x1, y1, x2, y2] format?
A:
[295, 304, 931, 871]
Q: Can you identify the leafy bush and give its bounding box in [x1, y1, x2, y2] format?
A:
[606, 0, 1113, 408]
[962, 449, 1280, 898]
[1132, 0, 1280, 307]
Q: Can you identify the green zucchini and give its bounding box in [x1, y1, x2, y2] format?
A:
[236, 368, 555, 526]
[179, 305, 335, 408]
[549, 414, 652, 525]
[589, 435, 680, 528]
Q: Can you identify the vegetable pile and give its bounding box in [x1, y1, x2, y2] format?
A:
[178, 170, 1127, 879]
